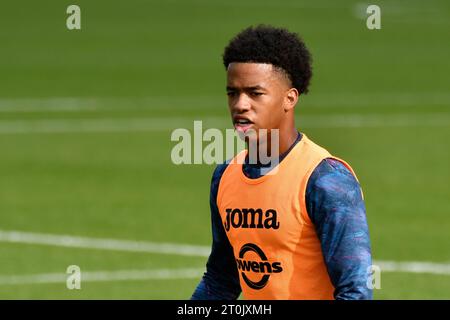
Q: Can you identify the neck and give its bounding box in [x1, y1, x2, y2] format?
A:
[246, 125, 298, 164]
[278, 125, 299, 156]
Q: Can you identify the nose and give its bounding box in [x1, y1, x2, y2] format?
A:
[231, 93, 251, 113]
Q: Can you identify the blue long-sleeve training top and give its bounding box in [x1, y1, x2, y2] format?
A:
[192, 132, 372, 300]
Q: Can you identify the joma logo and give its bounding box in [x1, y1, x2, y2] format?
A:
[224, 208, 280, 232]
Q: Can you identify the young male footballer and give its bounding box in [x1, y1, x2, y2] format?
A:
[191, 25, 372, 300]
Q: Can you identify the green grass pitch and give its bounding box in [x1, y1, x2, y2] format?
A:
[0, 0, 449, 299]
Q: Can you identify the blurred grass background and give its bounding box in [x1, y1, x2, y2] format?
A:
[0, 0, 449, 299]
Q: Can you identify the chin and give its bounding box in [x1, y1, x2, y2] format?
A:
[236, 127, 258, 142]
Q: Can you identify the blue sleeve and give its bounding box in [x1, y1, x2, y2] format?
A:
[306, 158, 373, 300]
[191, 163, 242, 300]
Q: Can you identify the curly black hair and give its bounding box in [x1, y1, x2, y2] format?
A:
[223, 25, 313, 94]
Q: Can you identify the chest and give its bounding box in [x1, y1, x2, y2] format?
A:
[218, 182, 305, 249]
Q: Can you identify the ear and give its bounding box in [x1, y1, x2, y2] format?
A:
[283, 88, 299, 112]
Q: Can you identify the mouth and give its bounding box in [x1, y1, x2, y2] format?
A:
[233, 117, 254, 133]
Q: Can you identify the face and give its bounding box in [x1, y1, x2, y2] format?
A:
[226, 62, 295, 142]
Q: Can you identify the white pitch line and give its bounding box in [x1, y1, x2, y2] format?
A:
[1, 230, 450, 277]
[0, 118, 205, 134]
[0, 113, 448, 134]
[0, 230, 210, 257]
[297, 113, 450, 128]
[1, 93, 450, 113]
[0, 268, 205, 286]
[1, 262, 450, 286]
[375, 261, 450, 276]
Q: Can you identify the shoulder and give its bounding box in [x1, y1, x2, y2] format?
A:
[306, 158, 363, 223]
[211, 162, 230, 183]
[211, 149, 247, 183]
[309, 158, 359, 191]
[210, 162, 231, 200]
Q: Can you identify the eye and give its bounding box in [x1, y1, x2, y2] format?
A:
[250, 92, 263, 97]
[227, 91, 237, 97]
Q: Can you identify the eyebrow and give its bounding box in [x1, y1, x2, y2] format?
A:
[226, 85, 266, 91]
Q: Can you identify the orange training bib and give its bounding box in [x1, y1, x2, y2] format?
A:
[217, 134, 358, 300]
